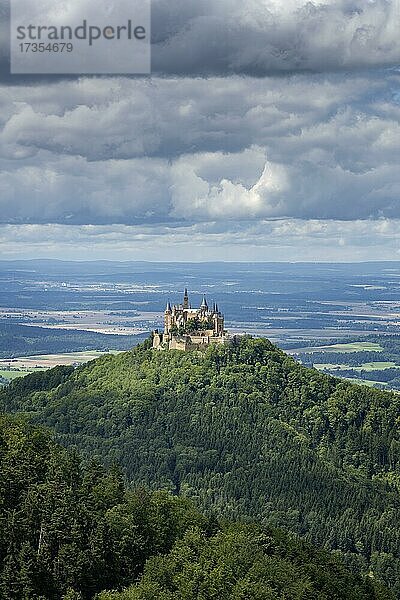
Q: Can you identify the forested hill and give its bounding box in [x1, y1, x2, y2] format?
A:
[0, 415, 390, 600]
[2, 337, 400, 591]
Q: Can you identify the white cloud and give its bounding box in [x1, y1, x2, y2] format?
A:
[0, 154, 170, 224]
[1, 218, 399, 262]
[170, 157, 289, 219]
[0, 73, 399, 225]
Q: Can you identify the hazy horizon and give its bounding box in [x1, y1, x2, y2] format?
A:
[2, 258, 400, 265]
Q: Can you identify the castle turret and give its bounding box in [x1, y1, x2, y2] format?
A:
[183, 288, 189, 309]
[212, 301, 223, 334]
[200, 296, 208, 311]
[165, 301, 172, 335]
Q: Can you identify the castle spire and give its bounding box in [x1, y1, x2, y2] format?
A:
[165, 301, 172, 313]
[201, 296, 208, 310]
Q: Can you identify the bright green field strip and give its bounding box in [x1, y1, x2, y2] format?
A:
[322, 342, 384, 353]
[360, 361, 397, 371]
[0, 351, 123, 381]
[295, 341, 384, 354]
[0, 369, 36, 380]
[342, 377, 388, 388]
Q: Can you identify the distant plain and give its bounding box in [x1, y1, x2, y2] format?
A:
[2, 260, 400, 389]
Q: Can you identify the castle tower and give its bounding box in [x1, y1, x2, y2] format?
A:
[213, 304, 224, 335]
[200, 296, 208, 312]
[164, 301, 172, 335]
[183, 288, 189, 309]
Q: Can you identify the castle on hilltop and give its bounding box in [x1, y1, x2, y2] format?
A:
[152, 289, 229, 351]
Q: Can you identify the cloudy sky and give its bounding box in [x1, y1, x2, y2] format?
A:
[0, 0, 400, 261]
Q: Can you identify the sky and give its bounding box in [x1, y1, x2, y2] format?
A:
[0, 0, 400, 261]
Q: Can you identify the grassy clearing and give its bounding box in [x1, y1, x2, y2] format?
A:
[0, 350, 122, 370]
[342, 377, 388, 388]
[0, 350, 123, 382]
[0, 368, 37, 380]
[313, 358, 399, 391]
[361, 361, 397, 371]
[322, 342, 384, 353]
[291, 341, 384, 354]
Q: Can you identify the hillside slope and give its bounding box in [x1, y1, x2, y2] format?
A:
[0, 415, 208, 599]
[0, 415, 388, 600]
[2, 337, 400, 590]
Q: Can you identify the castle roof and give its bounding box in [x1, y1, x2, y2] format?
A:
[200, 296, 208, 309]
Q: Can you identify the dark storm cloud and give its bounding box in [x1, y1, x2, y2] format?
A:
[1, 0, 400, 78]
[0, 0, 399, 243]
[151, 0, 400, 76]
[0, 73, 399, 225]
[0, 74, 384, 161]
[0, 2, 8, 76]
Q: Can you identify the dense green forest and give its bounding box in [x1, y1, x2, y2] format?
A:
[99, 525, 390, 600]
[1, 415, 388, 600]
[0, 323, 145, 358]
[2, 337, 400, 592]
[0, 415, 208, 599]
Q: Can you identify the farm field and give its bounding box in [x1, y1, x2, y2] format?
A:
[291, 338, 400, 391]
[1, 349, 121, 369]
[342, 377, 389, 388]
[0, 368, 39, 380]
[0, 350, 122, 383]
[287, 341, 384, 354]
[0, 308, 159, 336]
[314, 361, 396, 372]
[321, 342, 384, 352]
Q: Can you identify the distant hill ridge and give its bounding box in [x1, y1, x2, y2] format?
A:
[0, 321, 145, 358]
[2, 336, 400, 592]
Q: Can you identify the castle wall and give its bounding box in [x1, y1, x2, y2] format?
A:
[152, 332, 163, 349]
[169, 336, 190, 351]
[189, 335, 211, 345]
[153, 331, 229, 351]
